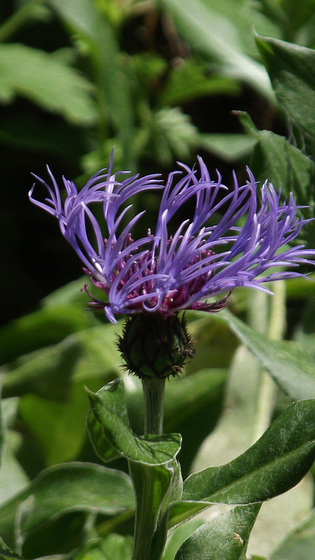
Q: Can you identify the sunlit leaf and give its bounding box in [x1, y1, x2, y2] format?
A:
[87, 379, 181, 465]
[183, 399, 315, 503]
[160, 0, 273, 97]
[218, 310, 315, 400]
[0, 44, 96, 125]
[174, 503, 260, 560]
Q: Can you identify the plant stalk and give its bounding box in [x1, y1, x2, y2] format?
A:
[141, 376, 166, 436]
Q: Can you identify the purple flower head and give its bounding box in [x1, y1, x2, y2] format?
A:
[29, 153, 315, 323]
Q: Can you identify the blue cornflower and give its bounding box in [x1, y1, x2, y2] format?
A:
[29, 154, 315, 323]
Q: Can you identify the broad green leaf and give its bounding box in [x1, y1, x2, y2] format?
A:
[19, 384, 91, 465]
[0, 398, 29, 504]
[0, 462, 134, 548]
[0, 44, 96, 125]
[271, 508, 315, 560]
[175, 503, 261, 560]
[159, 0, 273, 97]
[42, 277, 88, 308]
[87, 379, 181, 464]
[0, 304, 92, 365]
[0, 323, 121, 400]
[256, 36, 315, 138]
[217, 309, 315, 400]
[75, 533, 133, 560]
[181, 400, 315, 504]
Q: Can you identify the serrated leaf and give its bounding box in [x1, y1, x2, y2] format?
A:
[0, 462, 134, 548]
[138, 107, 199, 165]
[87, 379, 181, 465]
[0, 44, 96, 125]
[256, 35, 315, 138]
[174, 503, 260, 560]
[181, 400, 315, 504]
[218, 310, 315, 400]
[238, 110, 315, 209]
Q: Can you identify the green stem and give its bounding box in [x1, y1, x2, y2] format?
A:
[129, 461, 169, 560]
[129, 376, 168, 560]
[141, 377, 166, 435]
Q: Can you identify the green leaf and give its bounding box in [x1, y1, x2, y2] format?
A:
[75, 534, 133, 560]
[0, 462, 134, 548]
[136, 107, 199, 166]
[181, 399, 315, 504]
[0, 399, 29, 505]
[174, 503, 260, 560]
[218, 310, 315, 400]
[271, 508, 315, 560]
[160, 0, 273, 97]
[0, 538, 24, 560]
[0, 323, 121, 400]
[163, 519, 204, 560]
[256, 35, 315, 138]
[238, 110, 315, 207]
[130, 458, 182, 560]
[0, 303, 92, 365]
[87, 379, 181, 465]
[0, 44, 96, 125]
[0, 399, 3, 470]
[159, 59, 239, 106]
[199, 133, 257, 162]
[48, 0, 135, 168]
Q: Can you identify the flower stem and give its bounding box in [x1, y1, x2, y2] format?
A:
[129, 376, 168, 560]
[141, 376, 166, 435]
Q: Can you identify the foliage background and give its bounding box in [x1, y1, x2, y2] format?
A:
[1, 1, 315, 559]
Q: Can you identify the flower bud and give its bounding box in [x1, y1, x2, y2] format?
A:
[118, 313, 195, 379]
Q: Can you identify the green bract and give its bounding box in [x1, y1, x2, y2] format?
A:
[118, 314, 195, 379]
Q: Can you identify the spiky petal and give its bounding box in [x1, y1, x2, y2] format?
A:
[29, 154, 315, 323]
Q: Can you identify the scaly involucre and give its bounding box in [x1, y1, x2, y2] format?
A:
[30, 154, 315, 322]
